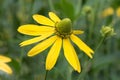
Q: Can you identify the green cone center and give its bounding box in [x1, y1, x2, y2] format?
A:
[55, 18, 72, 38]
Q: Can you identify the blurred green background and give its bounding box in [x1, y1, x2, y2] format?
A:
[0, 0, 120, 80]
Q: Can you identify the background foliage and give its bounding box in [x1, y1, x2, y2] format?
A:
[0, 0, 120, 80]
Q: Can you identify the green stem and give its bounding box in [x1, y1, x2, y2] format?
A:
[48, 0, 55, 11]
[45, 70, 48, 80]
[77, 36, 105, 80]
[67, 66, 72, 80]
[77, 60, 91, 80]
[88, 11, 95, 40]
[75, 0, 82, 16]
[20, 48, 24, 65]
[95, 36, 105, 52]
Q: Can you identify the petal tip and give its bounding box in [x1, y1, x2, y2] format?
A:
[48, 12, 52, 14]
[8, 70, 13, 74]
[46, 66, 52, 71]
[76, 67, 81, 73]
[91, 51, 94, 54]
[32, 14, 39, 17]
[27, 53, 33, 57]
[77, 70, 81, 73]
[17, 26, 22, 33]
[32, 14, 40, 20]
[19, 43, 24, 47]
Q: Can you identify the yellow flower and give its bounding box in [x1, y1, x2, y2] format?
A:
[0, 55, 12, 74]
[116, 7, 120, 17]
[17, 12, 94, 73]
[102, 7, 114, 17]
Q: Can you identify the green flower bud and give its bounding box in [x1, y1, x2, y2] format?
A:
[100, 26, 116, 37]
[82, 6, 92, 14]
[56, 18, 72, 36]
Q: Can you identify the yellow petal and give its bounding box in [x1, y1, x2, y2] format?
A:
[70, 34, 94, 58]
[28, 36, 57, 57]
[33, 14, 55, 26]
[20, 32, 54, 47]
[102, 7, 114, 17]
[46, 36, 62, 70]
[63, 38, 81, 73]
[18, 24, 54, 36]
[49, 12, 61, 23]
[116, 7, 120, 17]
[0, 55, 11, 63]
[0, 62, 12, 74]
[73, 30, 84, 34]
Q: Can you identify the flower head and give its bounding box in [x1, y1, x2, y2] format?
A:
[0, 55, 12, 74]
[82, 6, 92, 14]
[17, 12, 94, 73]
[116, 7, 120, 17]
[102, 7, 114, 17]
[100, 25, 116, 37]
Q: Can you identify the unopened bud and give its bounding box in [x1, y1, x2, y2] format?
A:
[100, 26, 116, 37]
[82, 6, 92, 14]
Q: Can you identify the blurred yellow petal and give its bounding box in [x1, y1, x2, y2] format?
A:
[70, 34, 94, 58]
[63, 38, 81, 73]
[18, 24, 54, 36]
[102, 7, 114, 17]
[0, 62, 12, 74]
[73, 30, 84, 34]
[28, 36, 57, 57]
[116, 7, 120, 17]
[33, 14, 55, 26]
[46, 36, 62, 70]
[20, 32, 54, 47]
[0, 55, 11, 63]
[49, 12, 61, 23]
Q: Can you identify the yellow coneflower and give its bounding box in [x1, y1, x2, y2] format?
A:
[0, 55, 12, 74]
[116, 7, 120, 17]
[102, 7, 114, 17]
[17, 12, 94, 73]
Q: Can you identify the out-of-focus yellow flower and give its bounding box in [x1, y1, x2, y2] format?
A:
[116, 7, 120, 17]
[0, 55, 12, 74]
[17, 12, 94, 73]
[102, 7, 114, 17]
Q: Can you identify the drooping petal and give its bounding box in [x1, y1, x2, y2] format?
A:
[20, 32, 54, 47]
[63, 38, 81, 73]
[70, 34, 94, 58]
[0, 55, 11, 63]
[46, 36, 62, 70]
[73, 30, 84, 34]
[49, 12, 61, 23]
[18, 24, 55, 36]
[0, 62, 12, 74]
[33, 14, 55, 26]
[28, 36, 57, 57]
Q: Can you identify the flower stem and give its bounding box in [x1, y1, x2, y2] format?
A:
[77, 36, 105, 80]
[95, 36, 105, 52]
[48, 0, 55, 11]
[45, 70, 48, 80]
[67, 66, 72, 80]
[77, 60, 91, 80]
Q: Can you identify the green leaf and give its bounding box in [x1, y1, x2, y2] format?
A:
[60, 0, 75, 21]
[92, 53, 120, 69]
[9, 59, 21, 74]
